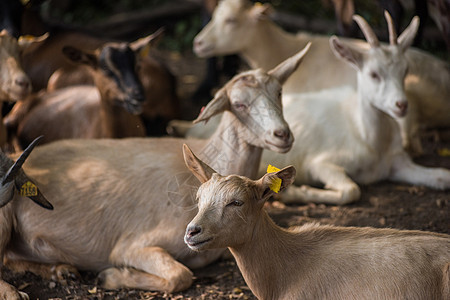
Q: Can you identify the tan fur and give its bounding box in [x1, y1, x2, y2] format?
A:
[0, 48, 307, 295]
[184, 153, 450, 300]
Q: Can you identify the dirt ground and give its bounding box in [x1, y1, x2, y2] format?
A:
[3, 49, 449, 300]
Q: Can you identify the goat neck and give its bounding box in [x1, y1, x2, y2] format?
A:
[230, 210, 302, 300]
[241, 20, 302, 71]
[200, 111, 263, 179]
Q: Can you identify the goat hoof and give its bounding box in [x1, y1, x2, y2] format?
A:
[51, 264, 80, 283]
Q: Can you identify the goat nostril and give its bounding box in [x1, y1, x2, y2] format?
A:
[274, 129, 289, 140]
[194, 39, 203, 48]
[187, 225, 201, 238]
[395, 101, 408, 111]
[15, 78, 30, 89]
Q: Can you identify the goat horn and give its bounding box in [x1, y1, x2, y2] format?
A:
[384, 11, 398, 45]
[2, 136, 43, 185]
[353, 15, 380, 48]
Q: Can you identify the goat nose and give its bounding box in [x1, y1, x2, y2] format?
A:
[194, 39, 203, 48]
[14, 76, 30, 89]
[273, 128, 290, 141]
[395, 100, 408, 112]
[186, 225, 202, 238]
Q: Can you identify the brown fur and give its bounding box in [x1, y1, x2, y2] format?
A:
[184, 152, 450, 300]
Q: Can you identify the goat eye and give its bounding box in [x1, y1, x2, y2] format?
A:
[370, 71, 380, 81]
[225, 18, 237, 24]
[227, 200, 244, 207]
[233, 103, 247, 111]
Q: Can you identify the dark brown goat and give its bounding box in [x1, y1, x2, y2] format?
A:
[5, 33, 168, 149]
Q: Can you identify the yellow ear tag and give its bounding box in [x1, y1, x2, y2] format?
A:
[266, 164, 281, 193]
[20, 181, 38, 197]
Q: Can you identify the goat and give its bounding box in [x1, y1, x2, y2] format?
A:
[0, 137, 53, 299]
[9, 3, 180, 136]
[4, 32, 167, 149]
[328, 0, 450, 51]
[0, 30, 46, 148]
[259, 13, 450, 205]
[192, 0, 450, 154]
[183, 145, 450, 300]
[0, 46, 308, 297]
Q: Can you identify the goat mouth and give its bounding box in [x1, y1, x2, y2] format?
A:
[393, 109, 407, 118]
[265, 139, 293, 153]
[194, 44, 214, 58]
[185, 237, 213, 250]
[124, 100, 143, 115]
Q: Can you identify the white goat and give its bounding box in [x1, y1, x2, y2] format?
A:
[259, 13, 450, 205]
[0, 46, 309, 298]
[192, 0, 450, 153]
[183, 145, 450, 300]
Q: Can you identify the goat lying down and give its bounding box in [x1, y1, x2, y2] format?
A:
[0, 30, 46, 148]
[259, 13, 450, 205]
[4, 31, 166, 150]
[183, 144, 450, 300]
[0, 137, 53, 300]
[0, 46, 309, 298]
[191, 0, 450, 154]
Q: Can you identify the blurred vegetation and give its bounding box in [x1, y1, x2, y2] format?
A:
[36, 0, 447, 58]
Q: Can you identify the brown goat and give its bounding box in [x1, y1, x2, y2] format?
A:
[4, 32, 170, 149]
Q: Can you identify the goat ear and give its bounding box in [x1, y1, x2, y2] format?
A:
[183, 144, 217, 183]
[398, 16, 419, 52]
[18, 32, 49, 51]
[193, 87, 229, 124]
[62, 46, 98, 68]
[329, 36, 363, 70]
[259, 166, 296, 202]
[268, 42, 311, 85]
[0, 136, 53, 210]
[130, 27, 165, 57]
[249, 2, 274, 20]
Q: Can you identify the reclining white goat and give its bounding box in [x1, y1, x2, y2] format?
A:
[259, 13, 450, 205]
[183, 145, 450, 300]
[191, 0, 450, 154]
[0, 46, 309, 298]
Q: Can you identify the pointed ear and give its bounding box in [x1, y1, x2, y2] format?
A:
[193, 87, 229, 124]
[249, 2, 274, 20]
[183, 144, 217, 183]
[0, 136, 53, 210]
[18, 32, 49, 50]
[258, 166, 296, 202]
[62, 46, 98, 68]
[329, 36, 364, 70]
[268, 42, 311, 85]
[130, 27, 165, 57]
[398, 16, 419, 52]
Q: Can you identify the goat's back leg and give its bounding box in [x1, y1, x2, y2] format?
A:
[281, 162, 360, 205]
[389, 153, 450, 190]
[104, 246, 193, 293]
[4, 258, 79, 284]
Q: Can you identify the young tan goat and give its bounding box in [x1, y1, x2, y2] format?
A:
[4, 33, 164, 149]
[183, 145, 450, 300]
[0, 30, 45, 147]
[0, 46, 309, 298]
